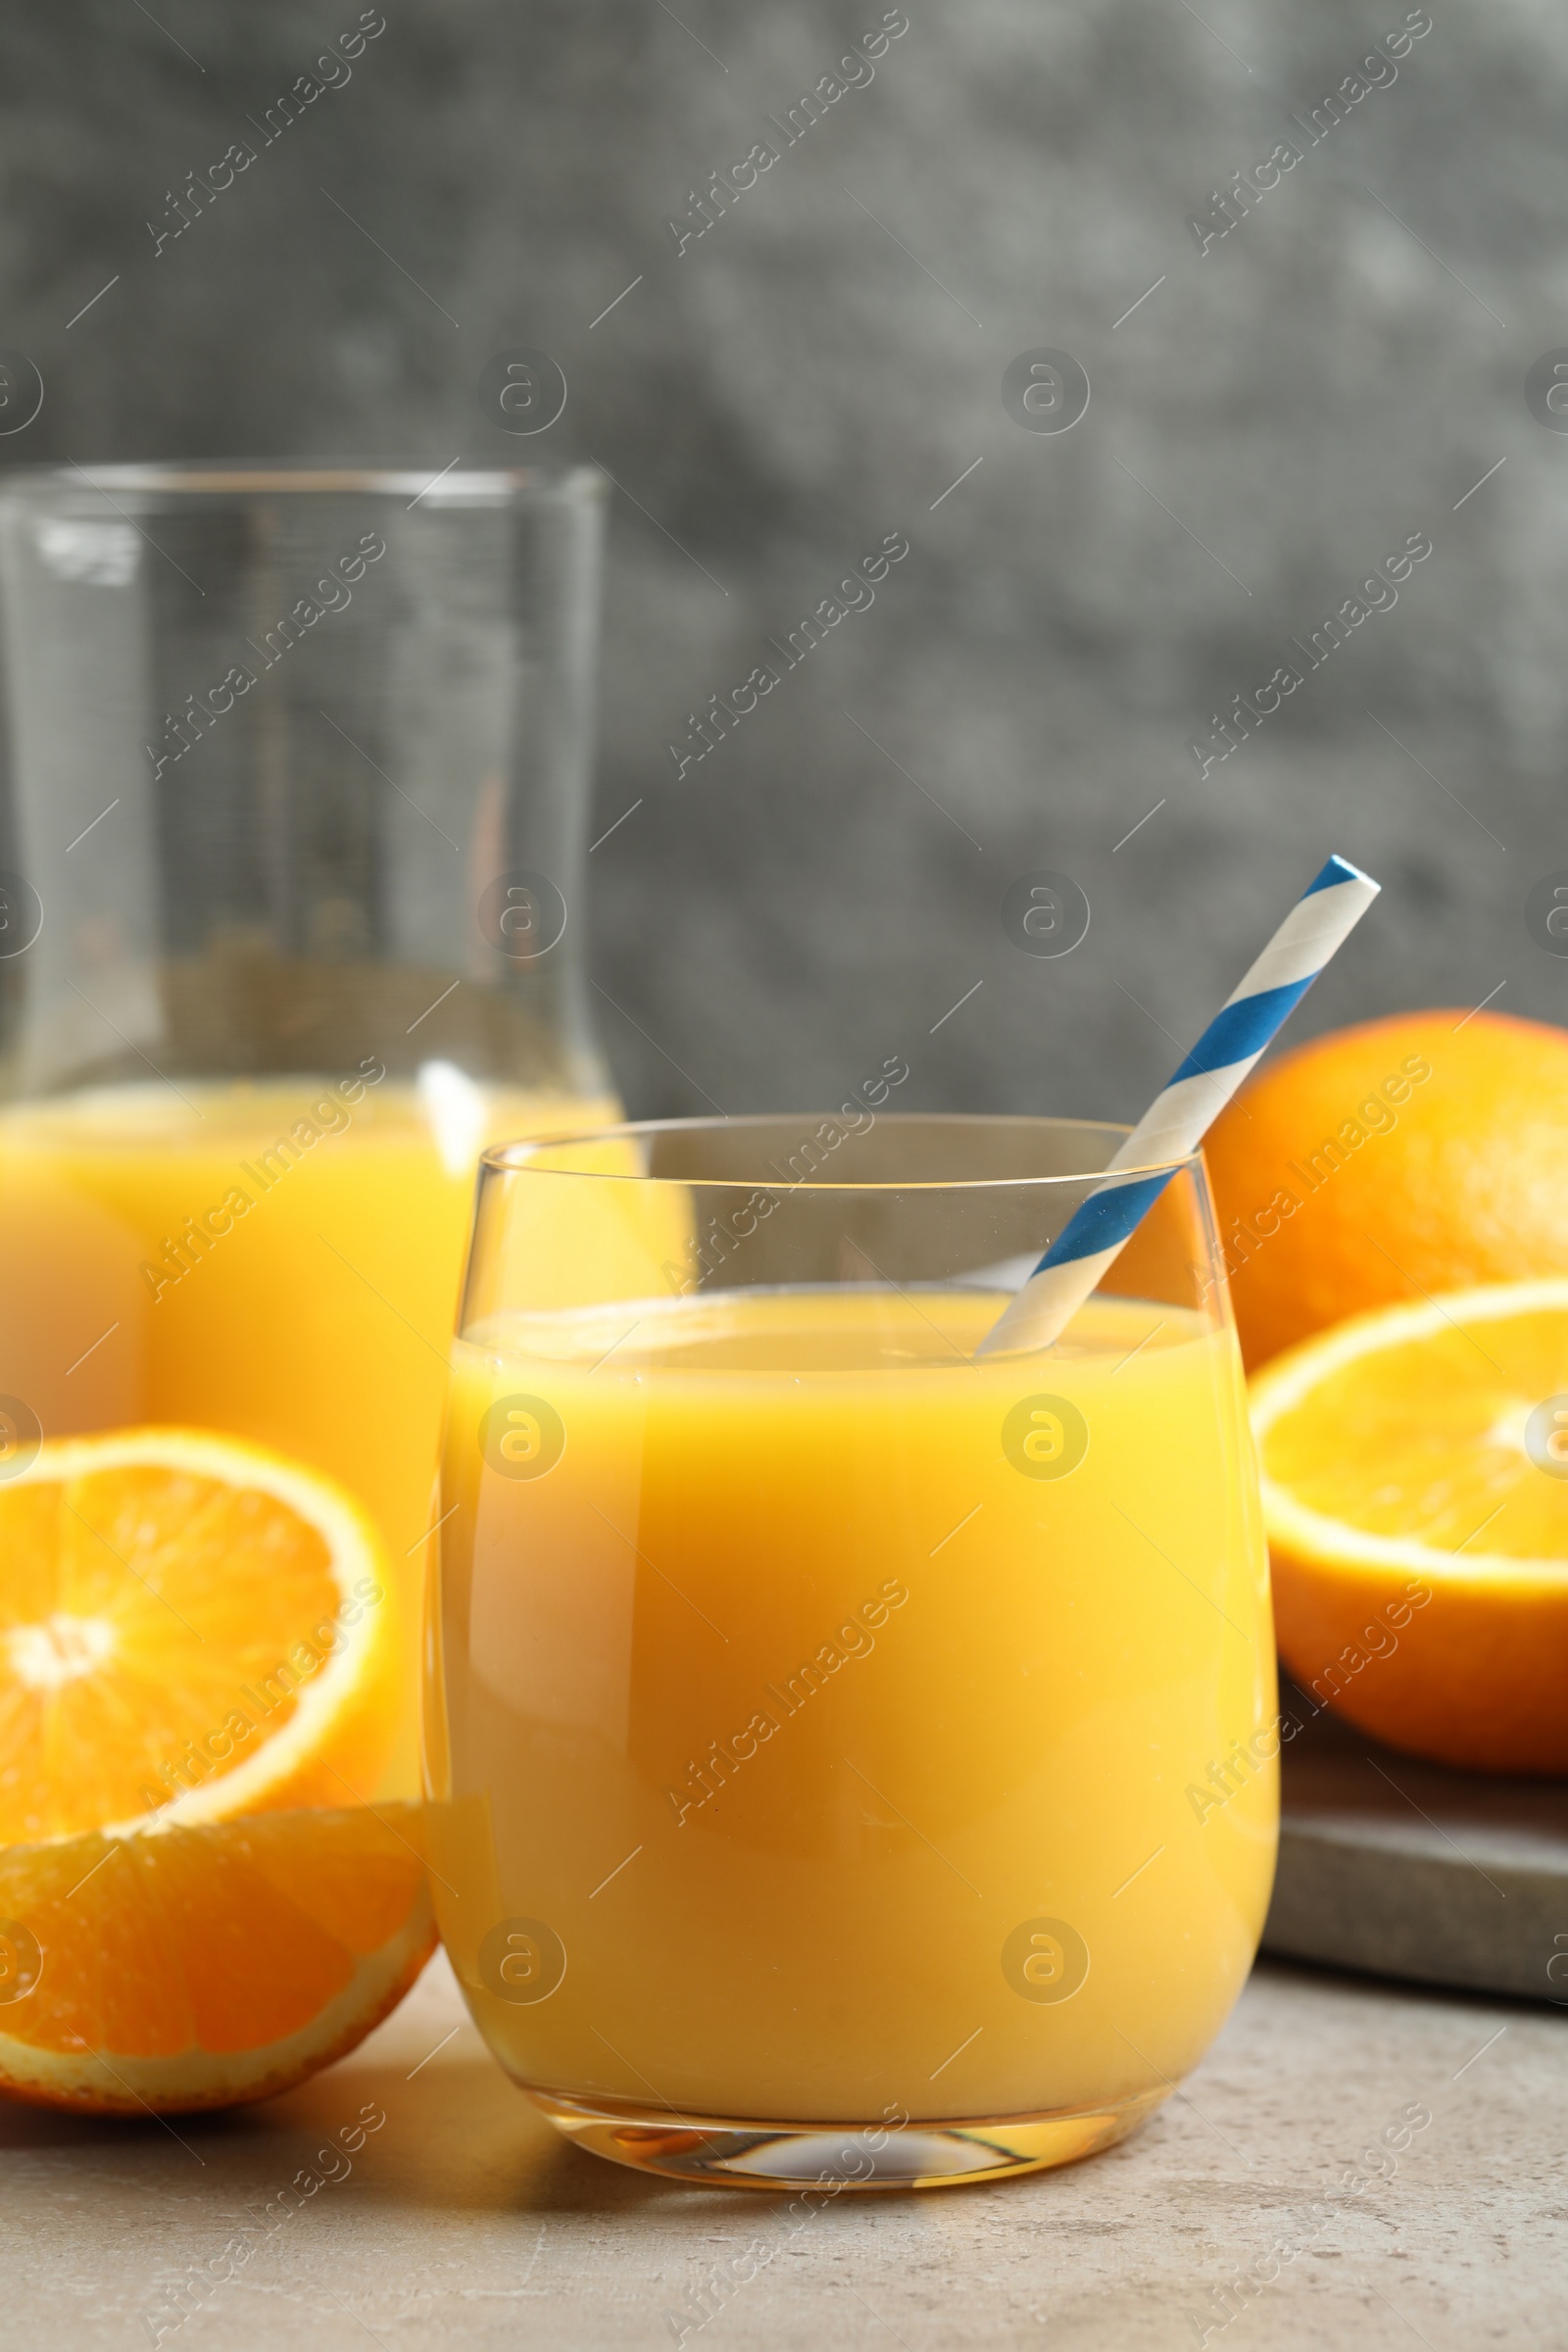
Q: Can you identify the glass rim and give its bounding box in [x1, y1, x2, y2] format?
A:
[480, 1111, 1203, 1193]
[0, 460, 608, 510]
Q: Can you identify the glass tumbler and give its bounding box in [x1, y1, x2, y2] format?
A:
[0, 463, 615, 2111]
[427, 1113, 1278, 2189]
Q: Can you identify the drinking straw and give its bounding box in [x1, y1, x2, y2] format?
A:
[975, 853, 1381, 1357]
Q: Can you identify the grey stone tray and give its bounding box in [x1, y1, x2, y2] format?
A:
[1262, 1686, 1568, 2004]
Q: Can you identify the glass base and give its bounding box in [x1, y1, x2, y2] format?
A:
[530, 2083, 1168, 2190]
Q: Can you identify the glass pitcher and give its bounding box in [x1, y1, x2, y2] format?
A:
[0, 463, 614, 2114]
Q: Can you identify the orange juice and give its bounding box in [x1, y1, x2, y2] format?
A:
[430, 1286, 1276, 2135]
[0, 1070, 615, 1795]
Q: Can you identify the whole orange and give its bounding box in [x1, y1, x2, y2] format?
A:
[1204, 1009, 1568, 1369]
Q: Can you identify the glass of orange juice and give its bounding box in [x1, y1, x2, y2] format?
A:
[0, 464, 617, 2116]
[427, 1112, 1278, 2189]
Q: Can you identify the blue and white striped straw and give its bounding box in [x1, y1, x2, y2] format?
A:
[976, 854, 1381, 1357]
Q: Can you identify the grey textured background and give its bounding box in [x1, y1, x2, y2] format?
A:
[1, 0, 1560, 1120]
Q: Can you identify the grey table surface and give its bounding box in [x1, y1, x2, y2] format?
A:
[3, 1947, 1562, 2351]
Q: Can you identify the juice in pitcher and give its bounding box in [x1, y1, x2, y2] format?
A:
[0, 1068, 618, 1803]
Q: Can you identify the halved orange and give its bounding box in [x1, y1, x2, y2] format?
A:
[1250, 1280, 1568, 1772]
[0, 1429, 432, 2111]
[0, 1428, 399, 1839]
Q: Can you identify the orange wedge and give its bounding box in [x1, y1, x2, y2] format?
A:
[0, 1805, 433, 2112]
[1250, 1280, 1568, 1773]
[0, 1429, 432, 2111]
